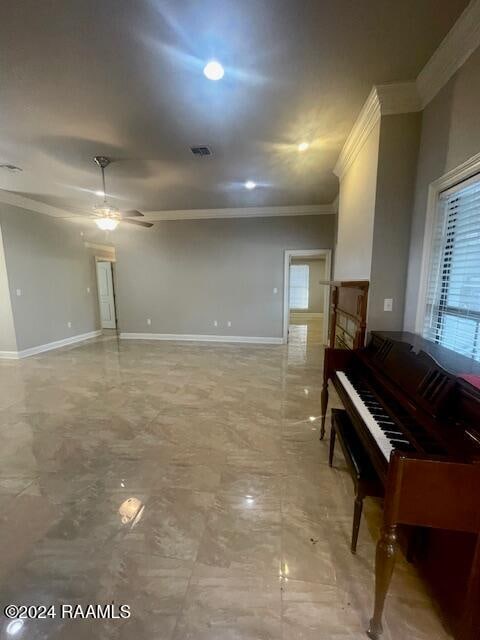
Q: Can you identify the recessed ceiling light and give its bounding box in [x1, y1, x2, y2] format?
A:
[245, 180, 256, 190]
[95, 190, 105, 197]
[203, 60, 224, 81]
[298, 142, 309, 152]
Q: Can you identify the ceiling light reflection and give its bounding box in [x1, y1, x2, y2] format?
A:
[6, 620, 24, 636]
[245, 180, 256, 190]
[119, 497, 144, 526]
[298, 142, 309, 152]
[279, 561, 290, 582]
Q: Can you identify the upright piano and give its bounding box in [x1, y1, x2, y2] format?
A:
[322, 331, 480, 639]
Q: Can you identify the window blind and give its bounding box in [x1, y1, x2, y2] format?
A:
[289, 264, 309, 310]
[423, 176, 480, 361]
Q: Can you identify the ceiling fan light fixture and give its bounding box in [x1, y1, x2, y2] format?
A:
[93, 201, 120, 230]
[95, 217, 119, 231]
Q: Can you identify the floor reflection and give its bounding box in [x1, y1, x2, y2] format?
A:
[0, 329, 451, 639]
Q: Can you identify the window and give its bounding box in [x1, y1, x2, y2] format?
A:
[423, 175, 480, 360]
[289, 264, 309, 310]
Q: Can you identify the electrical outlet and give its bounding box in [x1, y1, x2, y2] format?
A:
[147, 318, 151, 326]
[384, 298, 393, 312]
[227, 321, 232, 327]
[67, 321, 72, 328]
[213, 320, 218, 327]
[16, 288, 22, 297]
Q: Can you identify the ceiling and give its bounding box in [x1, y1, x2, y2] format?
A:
[0, 0, 468, 216]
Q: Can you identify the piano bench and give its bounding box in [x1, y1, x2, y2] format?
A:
[329, 408, 383, 554]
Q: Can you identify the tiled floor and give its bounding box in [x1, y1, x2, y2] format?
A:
[0, 323, 451, 639]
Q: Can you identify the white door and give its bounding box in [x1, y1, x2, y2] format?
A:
[96, 261, 116, 329]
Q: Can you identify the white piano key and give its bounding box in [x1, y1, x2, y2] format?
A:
[336, 371, 393, 461]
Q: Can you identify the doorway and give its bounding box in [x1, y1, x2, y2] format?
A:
[96, 260, 117, 329]
[283, 249, 331, 344]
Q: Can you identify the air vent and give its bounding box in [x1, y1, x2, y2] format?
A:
[190, 146, 212, 157]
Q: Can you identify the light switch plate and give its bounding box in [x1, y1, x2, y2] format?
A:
[16, 288, 21, 297]
[384, 298, 393, 312]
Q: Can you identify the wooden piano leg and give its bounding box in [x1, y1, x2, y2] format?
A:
[367, 525, 398, 639]
[320, 380, 328, 440]
[351, 495, 364, 554]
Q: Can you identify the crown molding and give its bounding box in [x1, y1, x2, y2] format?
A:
[0, 189, 72, 218]
[334, 1, 480, 179]
[334, 82, 420, 180]
[143, 204, 335, 221]
[0, 190, 336, 222]
[333, 87, 380, 181]
[375, 82, 422, 115]
[417, 0, 480, 108]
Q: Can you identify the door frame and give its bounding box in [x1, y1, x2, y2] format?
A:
[95, 257, 117, 330]
[283, 249, 332, 344]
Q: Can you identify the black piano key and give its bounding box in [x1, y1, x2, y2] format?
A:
[389, 439, 415, 449]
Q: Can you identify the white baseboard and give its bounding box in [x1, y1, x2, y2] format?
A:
[0, 330, 102, 360]
[120, 332, 284, 345]
[290, 312, 324, 319]
[0, 350, 19, 360]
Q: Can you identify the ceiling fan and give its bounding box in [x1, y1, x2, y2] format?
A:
[91, 156, 153, 230]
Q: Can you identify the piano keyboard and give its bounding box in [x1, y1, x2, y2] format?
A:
[336, 371, 414, 461]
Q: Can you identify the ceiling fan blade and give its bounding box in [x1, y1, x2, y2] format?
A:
[119, 209, 144, 218]
[124, 218, 154, 228]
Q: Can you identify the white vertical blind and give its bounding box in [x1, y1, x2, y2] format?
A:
[423, 175, 480, 361]
[289, 264, 309, 310]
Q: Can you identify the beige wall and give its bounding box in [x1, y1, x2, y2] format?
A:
[368, 112, 421, 331]
[0, 205, 100, 351]
[404, 45, 480, 330]
[334, 121, 380, 280]
[333, 110, 421, 332]
[112, 215, 335, 339]
[290, 257, 326, 313]
[0, 225, 17, 352]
